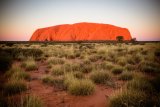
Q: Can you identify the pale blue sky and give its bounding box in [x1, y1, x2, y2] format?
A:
[0, 0, 160, 41]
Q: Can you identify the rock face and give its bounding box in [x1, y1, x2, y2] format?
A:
[30, 22, 131, 41]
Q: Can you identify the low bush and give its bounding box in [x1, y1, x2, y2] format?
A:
[90, 71, 111, 84]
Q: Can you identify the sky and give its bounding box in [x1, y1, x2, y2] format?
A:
[0, 0, 160, 41]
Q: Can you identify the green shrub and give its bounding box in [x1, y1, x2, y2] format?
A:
[109, 90, 149, 107]
[21, 57, 37, 71]
[90, 71, 111, 84]
[112, 66, 123, 75]
[119, 72, 133, 81]
[68, 79, 95, 96]
[4, 80, 27, 95]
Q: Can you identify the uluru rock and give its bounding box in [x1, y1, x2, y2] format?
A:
[30, 22, 132, 41]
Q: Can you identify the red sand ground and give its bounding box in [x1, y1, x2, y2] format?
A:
[30, 22, 131, 41]
[13, 61, 124, 107]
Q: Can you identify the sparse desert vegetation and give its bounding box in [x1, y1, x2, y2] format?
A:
[0, 42, 160, 107]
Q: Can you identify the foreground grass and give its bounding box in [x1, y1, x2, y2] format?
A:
[21, 57, 37, 71]
[64, 73, 95, 95]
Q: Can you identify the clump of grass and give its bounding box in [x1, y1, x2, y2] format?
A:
[42, 75, 65, 90]
[21, 57, 37, 71]
[125, 64, 135, 71]
[4, 80, 27, 95]
[11, 71, 31, 80]
[90, 71, 111, 84]
[42, 75, 53, 84]
[109, 90, 148, 107]
[23, 95, 43, 107]
[5, 67, 30, 80]
[47, 57, 65, 65]
[112, 66, 123, 75]
[51, 66, 64, 76]
[118, 72, 133, 81]
[126, 78, 153, 93]
[80, 64, 93, 73]
[117, 57, 127, 66]
[98, 62, 114, 70]
[89, 55, 102, 62]
[64, 73, 95, 95]
[71, 63, 81, 72]
[6, 95, 43, 107]
[73, 72, 84, 79]
[138, 60, 160, 73]
[82, 59, 91, 65]
[68, 79, 95, 95]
